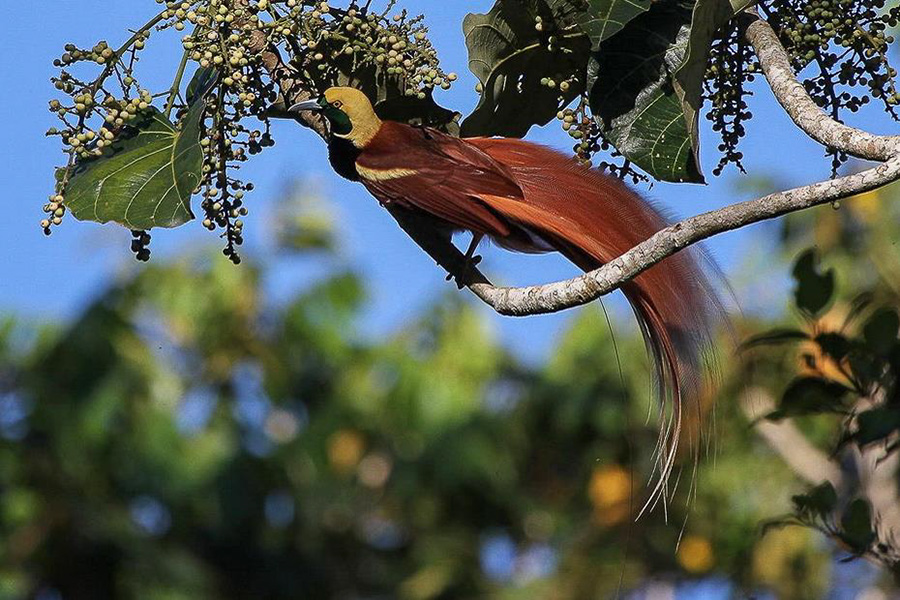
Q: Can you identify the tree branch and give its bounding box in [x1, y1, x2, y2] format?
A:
[743, 13, 900, 161]
[740, 388, 843, 487]
[386, 205, 494, 288]
[240, 4, 328, 141]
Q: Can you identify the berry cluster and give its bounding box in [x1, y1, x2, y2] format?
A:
[704, 19, 759, 176]
[279, 1, 456, 97]
[534, 16, 579, 94]
[554, 101, 648, 184]
[761, 0, 900, 172]
[45, 21, 160, 236]
[45, 0, 455, 261]
[131, 230, 153, 262]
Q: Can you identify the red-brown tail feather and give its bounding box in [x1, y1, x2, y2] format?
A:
[470, 138, 719, 507]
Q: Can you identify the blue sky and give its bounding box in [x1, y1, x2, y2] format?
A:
[3, 0, 897, 363]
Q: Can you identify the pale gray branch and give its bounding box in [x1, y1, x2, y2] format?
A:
[744, 14, 900, 161]
[241, 0, 328, 140]
[740, 388, 843, 487]
[850, 397, 900, 557]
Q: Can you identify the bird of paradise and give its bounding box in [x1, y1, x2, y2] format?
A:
[292, 87, 720, 508]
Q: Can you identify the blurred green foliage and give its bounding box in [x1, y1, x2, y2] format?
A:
[3, 181, 900, 598]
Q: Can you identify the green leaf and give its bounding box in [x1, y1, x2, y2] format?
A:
[791, 481, 837, 518]
[673, 0, 750, 164]
[546, 0, 651, 50]
[848, 351, 881, 391]
[768, 376, 849, 420]
[863, 307, 899, 355]
[740, 328, 809, 350]
[843, 292, 875, 329]
[840, 498, 876, 553]
[461, 0, 591, 137]
[791, 249, 836, 317]
[587, 2, 704, 183]
[186, 66, 219, 106]
[815, 332, 851, 361]
[64, 100, 206, 230]
[854, 407, 900, 446]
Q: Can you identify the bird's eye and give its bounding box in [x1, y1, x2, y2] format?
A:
[332, 100, 343, 109]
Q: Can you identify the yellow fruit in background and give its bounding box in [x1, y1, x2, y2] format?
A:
[588, 465, 631, 526]
[678, 535, 714, 573]
[328, 429, 365, 474]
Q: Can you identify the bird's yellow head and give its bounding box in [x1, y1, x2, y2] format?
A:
[291, 87, 382, 148]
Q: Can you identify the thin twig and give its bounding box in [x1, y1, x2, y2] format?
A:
[164, 48, 191, 118]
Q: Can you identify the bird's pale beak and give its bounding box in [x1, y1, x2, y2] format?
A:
[289, 98, 324, 112]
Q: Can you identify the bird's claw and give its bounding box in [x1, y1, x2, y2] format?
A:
[446, 254, 483, 289]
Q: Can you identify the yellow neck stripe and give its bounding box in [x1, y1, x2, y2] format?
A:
[356, 165, 418, 181]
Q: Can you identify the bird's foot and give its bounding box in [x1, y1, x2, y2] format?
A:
[446, 254, 483, 289]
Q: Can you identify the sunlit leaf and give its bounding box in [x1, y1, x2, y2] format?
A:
[65, 100, 206, 230]
[673, 0, 752, 157]
[546, 0, 651, 50]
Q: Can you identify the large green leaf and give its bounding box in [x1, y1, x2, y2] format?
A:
[65, 101, 206, 230]
[548, 0, 651, 50]
[587, 2, 704, 183]
[461, 0, 591, 137]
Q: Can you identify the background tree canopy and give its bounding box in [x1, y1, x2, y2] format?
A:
[3, 176, 900, 597]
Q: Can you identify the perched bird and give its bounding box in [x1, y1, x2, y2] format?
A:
[292, 87, 719, 502]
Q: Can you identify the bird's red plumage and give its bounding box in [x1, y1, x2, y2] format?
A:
[356, 121, 718, 502]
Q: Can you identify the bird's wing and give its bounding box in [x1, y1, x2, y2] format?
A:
[356, 123, 523, 236]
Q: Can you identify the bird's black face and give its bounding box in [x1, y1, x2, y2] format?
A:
[291, 97, 353, 136]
